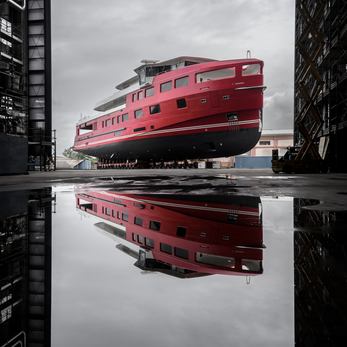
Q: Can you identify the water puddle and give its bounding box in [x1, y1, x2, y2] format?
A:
[1, 187, 346, 346]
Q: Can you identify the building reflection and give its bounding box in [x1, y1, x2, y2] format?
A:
[294, 199, 347, 346]
[0, 189, 54, 347]
[76, 192, 264, 278]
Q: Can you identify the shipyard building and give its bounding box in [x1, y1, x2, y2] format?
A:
[0, 0, 53, 175]
[294, 0, 347, 171]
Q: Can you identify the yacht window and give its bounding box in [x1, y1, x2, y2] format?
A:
[176, 226, 187, 237]
[138, 90, 144, 100]
[175, 76, 189, 88]
[134, 127, 146, 132]
[122, 113, 129, 122]
[174, 247, 189, 259]
[160, 243, 172, 254]
[117, 115, 121, 123]
[196, 252, 235, 267]
[149, 220, 161, 231]
[196, 68, 235, 83]
[134, 109, 143, 119]
[242, 64, 261, 76]
[145, 87, 154, 97]
[122, 213, 128, 222]
[149, 104, 160, 115]
[137, 235, 145, 244]
[134, 216, 143, 226]
[132, 93, 136, 102]
[145, 238, 154, 248]
[176, 99, 187, 109]
[160, 81, 172, 92]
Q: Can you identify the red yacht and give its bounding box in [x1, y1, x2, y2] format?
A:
[73, 56, 265, 164]
[76, 191, 264, 278]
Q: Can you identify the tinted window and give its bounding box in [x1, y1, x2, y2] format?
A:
[242, 64, 261, 76]
[149, 220, 161, 231]
[138, 90, 144, 100]
[134, 216, 143, 226]
[145, 238, 154, 248]
[176, 226, 186, 237]
[175, 76, 188, 88]
[122, 213, 128, 222]
[174, 247, 189, 259]
[160, 243, 172, 254]
[145, 87, 154, 97]
[196, 68, 235, 83]
[117, 115, 121, 123]
[196, 252, 235, 267]
[134, 127, 146, 132]
[150, 104, 160, 114]
[137, 235, 145, 244]
[176, 99, 187, 109]
[160, 81, 172, 92]
[134, 109, 143, 119]
[122, 113, 128, 122]
[134, 202, 145, 209]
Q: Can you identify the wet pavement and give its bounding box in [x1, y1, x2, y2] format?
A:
[1, 171, 347, 346]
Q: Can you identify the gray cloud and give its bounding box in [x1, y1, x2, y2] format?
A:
[52, 0, 294, 153]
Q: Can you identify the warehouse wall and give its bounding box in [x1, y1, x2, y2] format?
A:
[0, 134, 27, 175]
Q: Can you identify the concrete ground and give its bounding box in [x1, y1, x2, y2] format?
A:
[0, 168, 346, 210]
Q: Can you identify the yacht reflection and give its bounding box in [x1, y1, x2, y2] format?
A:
[0, 189, 54, 347]
[76, 192, 264, 278]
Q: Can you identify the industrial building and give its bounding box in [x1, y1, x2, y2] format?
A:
[0, 188, 54, 346]
[0, 0, 53, 175]
[294, 0, 347, 172]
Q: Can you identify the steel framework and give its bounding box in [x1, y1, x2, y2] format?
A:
[295, 0, 347, 171]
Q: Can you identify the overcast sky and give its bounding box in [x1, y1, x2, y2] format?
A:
[52, 0, 295, 154]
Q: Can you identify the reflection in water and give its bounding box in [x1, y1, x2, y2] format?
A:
[294, 199, 347, 346]
[0, 189, 54, 347]
[76, 192, 264, 278]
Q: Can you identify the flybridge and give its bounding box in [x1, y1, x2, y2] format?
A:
[94, 56, 214, 112]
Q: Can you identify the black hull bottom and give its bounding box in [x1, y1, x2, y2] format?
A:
[78, 128, 261, 161]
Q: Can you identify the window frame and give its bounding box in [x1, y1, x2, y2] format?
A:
[196, 67, 236, 83]
[145, 87, 154, 97]
[175, 76, 189, 88]
[149, 104, 161, 115]
[134, 109, 143, 119]
[160, 81, 172, 92]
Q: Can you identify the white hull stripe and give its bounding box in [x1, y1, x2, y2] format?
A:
[82, 192, 259, 217]
[139, 198, 260, 217]
[75, 119, 259, 149]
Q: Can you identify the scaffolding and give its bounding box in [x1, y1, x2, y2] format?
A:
[0, 0, 27, 136]
[0, 0, 54, 174]
[294, 0, 347, 171]
[0, 188, 54, 346]
[27, 0, 54, 171]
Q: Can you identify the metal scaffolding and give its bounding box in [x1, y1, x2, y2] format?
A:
[0, 188, 54, 346]
[294, 0, 347, 171]
[27, 0, 55, 171]
[0, 0, 27, 136]
[0, 0, 54, 174]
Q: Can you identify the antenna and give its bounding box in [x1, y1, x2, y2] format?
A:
[246, 50, 251, 58]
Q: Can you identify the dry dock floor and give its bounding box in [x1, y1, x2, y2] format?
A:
[0, 169, 346, 210]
